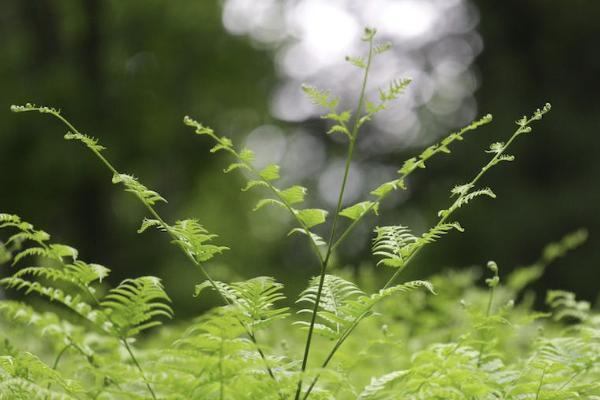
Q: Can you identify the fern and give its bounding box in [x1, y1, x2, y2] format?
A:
[357, 370, 408, 399]
[6, 22, 596, 400]
[184, 115, 328, 256]
[100, 276, 173, 338]
[139, 218, 229, 263]
[296, 276, 433, 342]
[372, 223, 463, 269]
[195, 277, 289, 331]
[296, 275, 365, 340]
[112, 173, 167, 206]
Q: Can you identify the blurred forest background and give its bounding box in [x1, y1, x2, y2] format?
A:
[1, 1, 598, 315]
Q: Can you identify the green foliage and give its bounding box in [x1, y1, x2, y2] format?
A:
[2, 26, 596, 400]
[195, 277, 289, 331]
[101, 277, 173, 338]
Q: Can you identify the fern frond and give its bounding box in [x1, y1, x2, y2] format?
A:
[12, 261, 109, 294]
[259, 164, 280, 181]
[138, 218, 228, 264]
[10, 103, 60, 115]
[0, 301, 79, 345]
[279, 186, 308, 205]
[342, 280, 435, 324]
[439, 187, 496, 218]
[0, 214, 51, 249]
[357, 370, 408, 399]
[184, 116, 327, 254]
[372, 226, 418, 268]
[0, 277, 107, 326]
[339, 201, 377, 221]
[345, 55, 367, 69]
[195, 277, 289, 330]
[295, 209, 328, 229]
[13, 243, 79, 265]
[301, 85, 339, 110]
[287, 228, 326, 247]
[170, 219, 229, 263]
[101, 276, 173, 338]
[64, 131, 105, 152]
[378, 78, 412, 103]
[296, 275, 364, 339]
[0, 352, 83, 395]
[546, 290, 590, 322]
[373, 41, 392, 55]
[112, 173, 167, 206]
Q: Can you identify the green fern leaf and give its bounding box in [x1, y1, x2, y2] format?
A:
[259, 164, 280, 181]
[112, 173, 167, 206]
[295, 208, 328, 229]
[195, 277, 289, 330]
[279, 186, 307, 205]
[101, 276, 173, 338]
[340, 201, 377, 221]
[64, 131, 105, 152]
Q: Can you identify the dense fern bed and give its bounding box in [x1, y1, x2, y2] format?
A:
[1, 27, 598, 399]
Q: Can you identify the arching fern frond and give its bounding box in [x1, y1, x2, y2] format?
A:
[112, 173, 167, 206]
[138, 218, 229, 264]
[357, 370, 408, 400]
[372, 223, 463, 269]
[11, 261, 109, 295]
[438, 187, 496, 218]
[100, 276, 173, 338]
[331, 113, 493, 253]
[64, 131, 105, 152]
[195, 277, 289, 331]
[184, 115, 328, 256]
[0, 213, 50, 248]
[296, 277, 433, 342]
[546, 290, 590, 322]
[1, 351, 83, 393]
[12, 244, 79, 265]
[340, 280, 435, 328]
[0, 277, 107, 327]
[295, 275, 364, 340]
[372, 226, 418, 268]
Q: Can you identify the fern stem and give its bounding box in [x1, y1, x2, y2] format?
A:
[23, 107, 282, 394]
[50, 343, 71, 370]
[535, 368, 547, 400]
[219, 332, 225, 400]
[122, 338, 157, 400]
[45, 342, 72, 398]
[301, 112, 546, 400]
[295, 35, 375, 400]
[477, 282, 496, 367]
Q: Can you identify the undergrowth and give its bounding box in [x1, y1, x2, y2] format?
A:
[1, 28, 598, 399]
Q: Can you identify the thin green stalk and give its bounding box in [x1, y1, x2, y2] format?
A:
[16, 107, 281, 394]
[45, 342, 72, 397]
[219, 331, 225, 400]
[122, 338, 157, 400]
[477, 278, 496, 367]
[301, 110, 548, 399]
[535, 368, 547, 400]
[50, 343, 71, 370]
[294, 34, 375, 400]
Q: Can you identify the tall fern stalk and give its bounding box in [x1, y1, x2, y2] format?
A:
[300, 103, 552, 399]
[5, 25, 587, 400]
[10, 105, 281, 394]
[294, 29, 376, 400]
